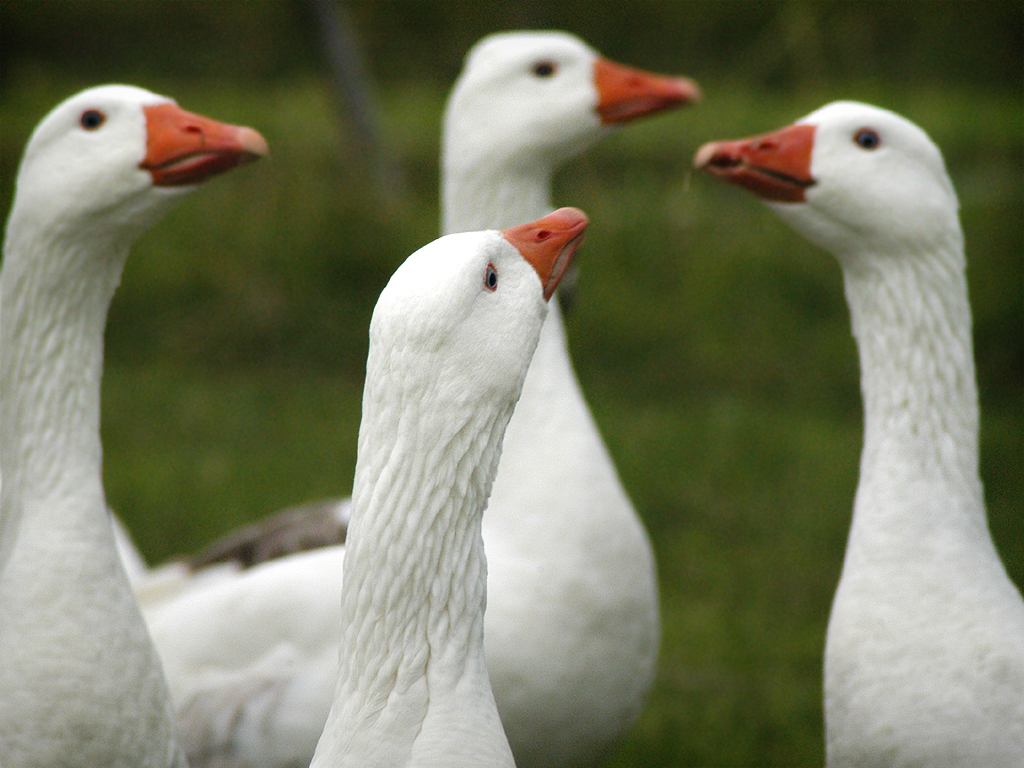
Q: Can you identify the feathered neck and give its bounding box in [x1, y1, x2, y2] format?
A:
[442, 153, 554, 235]
[838, 222, 985, 532]
[315, 336, 518, 764]
[340, 390, 509, 695]
[0, 217, 130, 567]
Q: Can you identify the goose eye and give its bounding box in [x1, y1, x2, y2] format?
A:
[854, 128, 880, 150]
[80, 110, 106, 131]
[533, 61, 557, 78]
[484, 263, 498, 292]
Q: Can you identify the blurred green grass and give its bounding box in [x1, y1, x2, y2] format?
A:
[2, 3, 1021, 766]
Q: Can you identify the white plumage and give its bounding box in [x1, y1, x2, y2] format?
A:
[137, 31, 698, 768]
[0, 84, 265, 767]
[311, 208, 587, 767]
[696, 101, 1024, 767]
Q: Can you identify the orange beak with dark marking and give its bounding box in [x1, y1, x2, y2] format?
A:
[503, 207, 589, 301]
[140, 103, 268, 187]
[594, 58, 701, 125]
[693, 123, 817, 203]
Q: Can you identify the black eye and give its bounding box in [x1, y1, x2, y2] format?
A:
[854, 128, 880, 150]
[80, 110, 106, 130]
[533, 61, 557, 78]
[484, 263, 498, 291]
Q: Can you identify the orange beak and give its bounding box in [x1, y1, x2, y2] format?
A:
[694, 123, 817, 203]
[594, 58, 701, 125]
[140, 103, 268, 187]
[502, 207, 589, 301]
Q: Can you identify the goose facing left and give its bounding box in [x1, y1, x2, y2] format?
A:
[695, 102, 1024, 766]
[0, 84, 267, 767]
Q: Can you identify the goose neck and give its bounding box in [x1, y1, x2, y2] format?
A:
[332, 382, 514, 718]
[840, 236, 984, 521]
[1, 226, 128, 566]
[442, 158, 554, 235]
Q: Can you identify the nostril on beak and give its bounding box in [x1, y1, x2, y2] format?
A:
[708, 154, 740, 169]
[183, 124, 207, 147]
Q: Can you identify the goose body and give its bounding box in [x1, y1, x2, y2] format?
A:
[311, 208, 587, 767]
[0, 85, 266, 766]
[696, 101, 1024, 766]
[137, 31, 698, 768]
[443, 32, 697, 765]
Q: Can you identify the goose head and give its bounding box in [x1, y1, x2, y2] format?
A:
[7, 84, 267, 248]
[694, 101, 960, 259]
[443, 31, 700, 184]
[368, 207, 589, 411]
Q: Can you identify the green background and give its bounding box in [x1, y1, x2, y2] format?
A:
[2, 2, 1021, 765]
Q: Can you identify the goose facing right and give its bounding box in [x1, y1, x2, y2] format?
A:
[695, 101, 1024, 766]
[310, 208, 588, 767]
[442, 32, 698, 766]
[1, 84, 266, 767]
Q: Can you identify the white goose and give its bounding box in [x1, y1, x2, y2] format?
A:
[443, 31, 699, 765]
[0, 85, 266, 767]
[695, 101, 1024, 766]
[140, 31, 699, 768]
[311, 207, 587, 768]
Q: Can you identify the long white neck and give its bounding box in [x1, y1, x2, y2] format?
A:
[838, 226, 989, 551]
[312, 362, 516, 767]
[442, 149, 554, 235]
[1, 221, 124, 561]
[823, 181, 1024, 768]
[0, 215, 184, 767]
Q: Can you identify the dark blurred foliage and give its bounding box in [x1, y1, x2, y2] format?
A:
[3, 0, 1021, 89]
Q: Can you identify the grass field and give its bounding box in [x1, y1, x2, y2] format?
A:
[2, 14, 1021, 766]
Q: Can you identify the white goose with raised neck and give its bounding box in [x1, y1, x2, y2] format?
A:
[311, 209, 588, 767]
[0, 84, 266, 767]
[441, 31, 699, 764]
[696, 100, 1024, 766]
